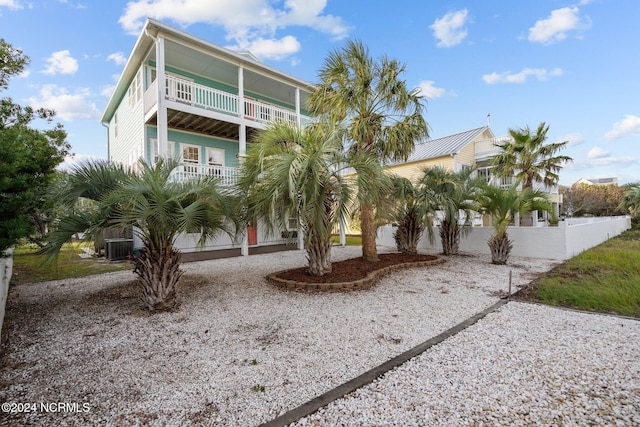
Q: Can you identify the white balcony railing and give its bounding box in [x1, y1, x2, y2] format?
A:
[475, 166, 558, 194]
[147, 75, 309, 126]
[168, 164, 238, 186]
[243, 98, 298, 124]
[166, 74, 239, 116]
[474, 135, 512, 159]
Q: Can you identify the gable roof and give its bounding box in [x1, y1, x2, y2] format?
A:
[101, 18, 314, 124]
[398, 126, 491, 165]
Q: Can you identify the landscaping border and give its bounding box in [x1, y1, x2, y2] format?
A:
[258, 298, 509, 427]
[266, 256, 445, 291]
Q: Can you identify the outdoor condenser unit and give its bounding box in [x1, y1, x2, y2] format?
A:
[104, 238, 134, 261]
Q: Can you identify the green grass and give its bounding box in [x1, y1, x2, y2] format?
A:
[524, 228, 640, 317]
[331, 234, 362, 246]
[10, 242, 132, 286]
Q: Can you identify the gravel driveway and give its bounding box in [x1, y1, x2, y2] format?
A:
[1, 246, 638, 426]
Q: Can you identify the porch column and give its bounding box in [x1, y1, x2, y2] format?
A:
[238, 66, 249, 256]
[298, 226, 304, 250]
[156, 37, 169, 157]
[295, 87, 300, 126]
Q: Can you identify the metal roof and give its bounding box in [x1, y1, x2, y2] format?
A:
[392, 126, 491, 165]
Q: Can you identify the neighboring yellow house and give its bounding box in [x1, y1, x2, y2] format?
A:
[338, 126, 564, 239]
[574, 177, 618, 186]
[383, 125, 562, 228]
[384, 126, 496, 179]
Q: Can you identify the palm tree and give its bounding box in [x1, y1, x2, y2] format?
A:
[417, 167, 481, 256]
[477, 182, 552, 265]
[309, 39, 429, 262]
[388, 176, 435, 254]
[44, 158, 238, 311]
[491, 122, 572, 225]
[238, 121, 385, 276]
[620, 183, 640, 222]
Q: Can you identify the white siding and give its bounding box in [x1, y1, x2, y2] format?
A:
[109, 67, 146, 166]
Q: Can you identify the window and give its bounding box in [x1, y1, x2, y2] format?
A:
[180, 143, 200, 174]
[151, 139, 175, 163]
[476, 167, 492, 183]
[172, 77, 193, 103]
[128, 69, 143, 107]
[244, 97, 256, 120]
[128, 142, 144, 173]
[149, 68, 193, 103]
[206, 148, 225, 177]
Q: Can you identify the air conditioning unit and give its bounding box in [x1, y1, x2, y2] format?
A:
[287, 217, 298, 230]
[104, 239, 134, 261]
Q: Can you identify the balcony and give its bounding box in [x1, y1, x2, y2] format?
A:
[144, 75, 310, 128]
[475, 166, 558, 194]
[168, 163, 239, 186]
[474, 135, 512, 160]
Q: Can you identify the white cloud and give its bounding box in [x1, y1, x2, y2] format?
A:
[43, 50, 79, 75]
[528, 6, 591, 45]
[482, 67, 563, 84]
[556, 132, 584, 147]
[228, 35, 301, 61]
[568, 156, 637, 170]
[58, 154, 108, 172]
[26, 84, 100, 121]
[118, 0, 349, 60]
[107, 52, 127, 66]
[0, 0, 23, 10]
[587, 147, 609, 159]
[56, 0, 87, 10]
[604, 114, 640, 140]
[417, 80, 446, 99]
[430, 9, 469, 48]
[101, 84, 115, 98]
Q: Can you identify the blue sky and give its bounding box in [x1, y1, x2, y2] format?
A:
[1, 0, 639, 185]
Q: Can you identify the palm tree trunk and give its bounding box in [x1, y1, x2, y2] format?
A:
[488, 232, 513, 265]
[394, 207, 423, 254]
[134, 247, 184, 311]
[306, 232, 332, 276]
[439, 219, 460, 256]
[361, 203, 379, 261]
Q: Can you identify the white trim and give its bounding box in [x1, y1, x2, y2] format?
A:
[180, 143, 200, 173]
[206, 147, 225, 167]
[150, 138, 175, 162]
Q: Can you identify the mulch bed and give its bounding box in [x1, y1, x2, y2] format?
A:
[273, 252, 439, 284]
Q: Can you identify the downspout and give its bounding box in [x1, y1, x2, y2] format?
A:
[145, 28, 168, 158]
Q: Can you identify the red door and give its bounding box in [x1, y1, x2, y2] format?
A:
[247, 225, 257, 246]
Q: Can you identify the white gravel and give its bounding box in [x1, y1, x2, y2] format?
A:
[1, 245, 637, 426]
[293, 302, 640, 427]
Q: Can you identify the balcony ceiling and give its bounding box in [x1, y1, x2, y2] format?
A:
[148, 109, 260, 142]
[149, 40, 310, 110]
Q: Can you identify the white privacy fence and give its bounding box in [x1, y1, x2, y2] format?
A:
[377, 216, 632, 260]
[1, 248, 14, 343]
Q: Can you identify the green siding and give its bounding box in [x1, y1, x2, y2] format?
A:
[146, 126, 240, 168]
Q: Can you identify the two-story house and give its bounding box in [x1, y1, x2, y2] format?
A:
[101, 18, 314, 257]
[384, 126, 562, 226]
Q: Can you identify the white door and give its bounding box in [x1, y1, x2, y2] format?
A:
[206, 148, 225, 176]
